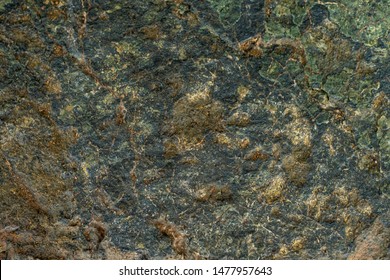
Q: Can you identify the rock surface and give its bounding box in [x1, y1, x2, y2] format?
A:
[0, 0, 389, 259]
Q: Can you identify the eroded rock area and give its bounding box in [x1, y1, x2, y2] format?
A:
[0, 0, 389, 259]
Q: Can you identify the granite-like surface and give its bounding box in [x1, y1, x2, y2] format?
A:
[0, 0, 389, 259]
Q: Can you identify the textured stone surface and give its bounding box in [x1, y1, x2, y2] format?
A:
[348, 210, 390, 260]
[0, 0, 388, 259]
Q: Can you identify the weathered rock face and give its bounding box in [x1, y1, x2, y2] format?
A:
[348, 210, 390, 260]
[0, 0, 388, 259]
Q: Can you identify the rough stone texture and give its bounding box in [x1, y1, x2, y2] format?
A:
[0, 0, 389, 259]
[348, 211, 390, 260]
